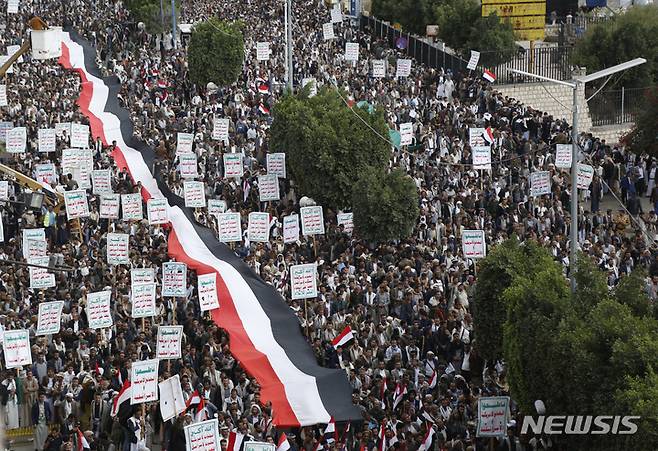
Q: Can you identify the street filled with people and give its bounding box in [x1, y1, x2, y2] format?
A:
[0, 0, 656, 450]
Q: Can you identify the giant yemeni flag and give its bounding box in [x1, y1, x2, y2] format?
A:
[59, 29, 360, 427]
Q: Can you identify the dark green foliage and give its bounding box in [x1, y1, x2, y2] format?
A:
[125, 0, 179, 34]
[572, 5, 658, 89]
[351, 168, 419, 242]
[270, 89, 390, 210]
[188, 19, 244, 87]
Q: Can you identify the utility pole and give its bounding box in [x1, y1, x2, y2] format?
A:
[171, 0, 177, 49]
[286, 0, 293, 92]
[570, 82, 579, 292]
[508, 58, 646, 293]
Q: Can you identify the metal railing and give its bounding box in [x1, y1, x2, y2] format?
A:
[482, 46, 574, 85]
[360, 15, 575, 85]
[360, 15, 469, 75]
[588, 86, 649, 126]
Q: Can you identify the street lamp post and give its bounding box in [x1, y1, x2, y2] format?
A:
[508, 58, 646, 293]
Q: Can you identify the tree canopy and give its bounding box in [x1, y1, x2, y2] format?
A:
[270, 88, 390, 210]
[572, 5, 658, 89]
[371, 0, 441, 36]
[474, 240, 658, 449]
[352, 168, 419, 242]
[434, 0, 516, 67]
[188, 19, 244, 87]
[124, 0, 179, 34]
[622, 86, 658, 157]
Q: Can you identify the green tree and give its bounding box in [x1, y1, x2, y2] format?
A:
[471, 239, 554, 362]
[477, 241, 658, 450]
[572, 5, 658, 89]
[270, 89, 390, 209]
[124, 0, 179, 34]
[351, 168, 419, 242]
[188, 19, 244, 87]
[434, 0, 516, 66]
[371, 0, 441, 36]
[622, 87, 658, 157]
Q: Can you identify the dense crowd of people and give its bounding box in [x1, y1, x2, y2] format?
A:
[0, 0, 655, 450]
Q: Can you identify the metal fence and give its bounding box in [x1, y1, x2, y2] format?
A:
[360, 15, 575, 85]
[360, 15, 469, 75]
[587, 86, 649, 126]
[484, 46, 574, 85]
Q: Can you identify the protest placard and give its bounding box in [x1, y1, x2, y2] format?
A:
[131, 283, 156, 318]
[25, 239, 47, 260]
[530, 171, 552, 197]
[22, 228, 45, 258]
[198, 273, 220, 312]
[256, 42, 270, 61]
[0, 121, 12, 142]
[106, 233, 129, 265]
[0, 56, 13, 74]
[99, 193, 120, 219]
[162, 262, 187, 297]
[131, 268, 155, 285]
[184, 419, 221, 451]
[34, 163, 56, 185]
[176, 132, 194, 154]
[248, 212, 270, 242]
[159, 375, 186, 422]
[7, 45, 22, 63]
[70, 123, 89, 148]
[36, 301, 64, 336]
[87, 291, 113, 329]
[212, 118, 230, 141]
[300, 206, 325, 236]
[0, 215, 3, 243]
[399, 122, 413, 146]
[92, 169, 112, 194]
[179, 153, 198, 179]
[258, 175, 280, 202]
[7, 0, 19, 14]
[55, 122, 71, 137]
[218, 212, 242, 242]
[555, 144, 572, 169]
[290, 264, 318, 300]
[223, 153, 243, 178]
[337, 212, 354, 235]
[283, 214, 299, 244]
[476, 396, 510, 437]
[121, 193, 143, 220]
[0, 181, 8, 200]
[207, 199, 227, 216]
[322, 22, 335, 40]
[469, 128, 488, 148]
[38, 128, 56, 152]
[184, 181, 206, 208]
[302, 77, 317, 97]
[577, 163, 594, 189]
[0, 85, 6, 107]
[147, 198, 169, 225]
[156, 325, 184, 359]
[266, 153, 286, 178]
[330, 5, 343, 23]
[6, 127, 26, 153]
[64, 190, 90, 219]
[72, 149, 93, 189]
[396, 59, 412, 78]
[131, 359, 159, 404]
[3, 330, 31, 369]
[467, 50, 480, 70]
[29, 257, 55, 289]
[344, 42, 359, 61]
[472, 147, 492, 170]
[372, 59, 386, 78]
[462, 230, 487, 259]
[244, 443, 275, 451]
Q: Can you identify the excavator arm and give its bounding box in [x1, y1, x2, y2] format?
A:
[0, 17, 49, 77]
